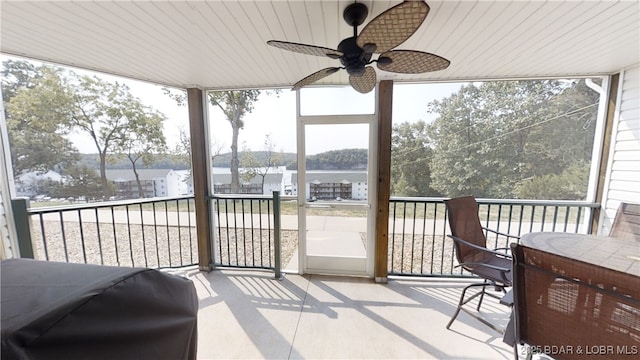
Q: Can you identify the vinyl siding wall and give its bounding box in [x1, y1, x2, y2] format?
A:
[0, 109, 17, 259]
[600, 66, 640, 234]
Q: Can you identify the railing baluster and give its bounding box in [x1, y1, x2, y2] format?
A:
[164, 201, 172, 267]
[94, 208, 103, 265]
[420, 202, 427, 275]
[529, 205, 536, 233]
[38, 213, 48, 261]
[391, 202, 397, 273]
[139, 203, 148, 267]
[484, 204, 491, 233]
[562, 206, 570, 232]
[77, 209, 87, 263]
[126, 205, 134, 267]
[494, 204, 503, 248]
[224, 199, 231, 266]
[250, 200, 255, 267]
[517, 205, 524, 239]
[152, 202, 160, 267]
[174, 200, 182, 266]
[400, 202, 407, 273]
[111, 206, 119, 266]
[575, 206, 583, 233]
[432, 202, 438, 274]
[506, 205, 514, 244]
[241, 199, 247, 266]
[175, 200, 182, 265]
[59, 212, 69, 263]
[187, 198, 194, 264]
[259, 199, 264, 268]
[267, 199, 272, 268]
[410, 202, 417, 273]
[273, 191, 281, 279]
[441, 205, 447, 275]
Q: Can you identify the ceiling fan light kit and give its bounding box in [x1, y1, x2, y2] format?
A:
[267, 0, 450, 94]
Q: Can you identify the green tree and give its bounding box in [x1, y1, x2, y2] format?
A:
[520, 80, 599, 176]
[240, 134, 284, 194]
[2, 59, 42, 100]
[391, 121, 438, 196]
[427, 80, 598, 199]
[68, 74, 167, 199]
[57, 164, 105, 202]
[516, 162, 590, 200]
[115, 108, 167, 198]
[305, 149, 368, 170]
[3, 62, 79, 176]
[209, 91, 261, 193]
[172, 126, 192, 169]
[163, 88, 272, 193]
[25, 178, 63, 198]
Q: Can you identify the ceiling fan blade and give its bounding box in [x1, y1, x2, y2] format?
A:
[349, 66, 376, 94]
[292, 67, 341, 90]
[267, 40, 343, 58]
[377, 50, 450, 74]
[356, 1, 429, 53]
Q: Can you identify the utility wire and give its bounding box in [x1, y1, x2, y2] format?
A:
[392, 102, 598, 167]
[454, 103, 597, 151]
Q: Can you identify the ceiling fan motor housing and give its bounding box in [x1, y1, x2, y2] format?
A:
[338, 37, 372, 76]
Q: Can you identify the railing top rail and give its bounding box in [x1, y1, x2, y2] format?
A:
[209, 194, 275, 201]
[27, 196, 195, 214]
[390, 196, 599, 208]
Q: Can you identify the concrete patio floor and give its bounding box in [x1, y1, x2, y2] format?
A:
[183, 268, 514, 359]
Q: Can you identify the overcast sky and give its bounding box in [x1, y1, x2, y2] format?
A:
[3, 55, 463, 155]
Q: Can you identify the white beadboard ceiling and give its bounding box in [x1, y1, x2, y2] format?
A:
[1, 0, 639, 90]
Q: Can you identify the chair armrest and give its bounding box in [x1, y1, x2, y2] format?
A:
[482, 227, 521, 240]
[447, 235, 513, 260]
[455, 261, 511, 273]
[454, 261, 511, 284]
[494, 246, 511, 255]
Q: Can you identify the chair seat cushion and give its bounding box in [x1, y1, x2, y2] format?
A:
[462, 252, 512, 285]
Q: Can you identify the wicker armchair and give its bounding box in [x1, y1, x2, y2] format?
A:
[444, 195, 520, 332]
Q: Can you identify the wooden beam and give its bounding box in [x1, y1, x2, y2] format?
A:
[374, 80, 393, 283]
[591, 74, 620, 234]
[187, 88, 213, 271]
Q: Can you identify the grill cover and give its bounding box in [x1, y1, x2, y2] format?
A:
[1, 259, 198, 360]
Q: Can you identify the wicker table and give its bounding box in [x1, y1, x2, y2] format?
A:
[503, 232, 640, 347]
[507, 233, 640, 358]
[520, 232, 640, 276]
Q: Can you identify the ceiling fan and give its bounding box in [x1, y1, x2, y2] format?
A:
[267, 0, 450, 94]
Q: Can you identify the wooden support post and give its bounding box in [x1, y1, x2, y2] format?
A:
[375, 80, 393, 283]
[187, 88, 213, 271]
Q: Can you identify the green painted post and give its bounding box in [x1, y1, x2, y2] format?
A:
[11, 197, 34, 258]
[273, 191, 282, 280]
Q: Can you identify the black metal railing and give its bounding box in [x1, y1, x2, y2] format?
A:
[388, 197, 599, 277]
[14, 196, 198, 269]
[12, 194, 598, 278]
[211, 192, 282, 277]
